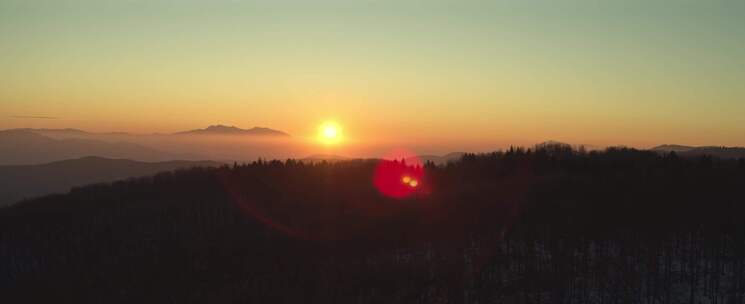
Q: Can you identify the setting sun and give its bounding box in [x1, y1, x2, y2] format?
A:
[318, 121, 342, 145]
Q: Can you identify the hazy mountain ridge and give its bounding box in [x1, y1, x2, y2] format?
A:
[0, 130, 188, 165]
[0, 156, 222, 207]
[5, 126, 745, 166]
[175, 125, 290, 137]
[12, 125, 291, 138]
[0, 125, 293, 165]
[651, 144, 696, 152]
[411, 152, 465, 165]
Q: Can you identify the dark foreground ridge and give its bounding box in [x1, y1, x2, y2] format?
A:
[0, 157, 223, 207]
[2, 144, 745, 303]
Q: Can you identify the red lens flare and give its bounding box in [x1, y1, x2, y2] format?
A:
[373, 149, 426, 199]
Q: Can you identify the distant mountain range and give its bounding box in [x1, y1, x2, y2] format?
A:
[4, 125, 745, 167]
[0, 125, 292, 165]
[0, 129, 188, 165]
[651, 145, 745, 159]
[12, 125, 290, 138]
[175, 125, 290, 137]
[0, 157, 222, 207]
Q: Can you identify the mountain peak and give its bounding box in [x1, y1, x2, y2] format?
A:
[176, 125, 290, 137]
[205, 125, 241, 132]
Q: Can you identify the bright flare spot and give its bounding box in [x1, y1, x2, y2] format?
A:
[373, 151, 425, 199]
[402, 175, 419, 188]
[318, 121, 342, 145]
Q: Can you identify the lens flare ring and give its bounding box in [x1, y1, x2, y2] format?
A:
[373, 149, 426, 199]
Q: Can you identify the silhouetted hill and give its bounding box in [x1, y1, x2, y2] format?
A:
[652, 144, 745, 159]
[411, 152, 465, 165]
[175, 125, 290, 137]
[0, 130, 182, 165]
[0, 157, 222, 206]
[3, 146, 745, 303]
[651, 144, 696, 153]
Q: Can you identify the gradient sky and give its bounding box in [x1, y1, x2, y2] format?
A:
[1, 0, 744, 151]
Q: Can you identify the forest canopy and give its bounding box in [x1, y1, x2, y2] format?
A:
[2, 144, 745, 303]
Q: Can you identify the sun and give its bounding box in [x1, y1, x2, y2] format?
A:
[318, 121, 342, 145]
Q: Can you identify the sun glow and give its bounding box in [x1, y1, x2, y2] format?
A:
[318, 121, 342, 145]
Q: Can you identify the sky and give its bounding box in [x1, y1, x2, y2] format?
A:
[1, 0, 744, 153]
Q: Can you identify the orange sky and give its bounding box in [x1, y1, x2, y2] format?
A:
[2, 1, 745, 152]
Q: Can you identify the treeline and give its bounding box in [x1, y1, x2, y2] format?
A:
[1, 144, 745, 303]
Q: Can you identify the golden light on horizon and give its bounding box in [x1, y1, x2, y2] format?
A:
[318, 121, 342, 145]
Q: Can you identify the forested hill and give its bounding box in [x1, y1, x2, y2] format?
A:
[2, 146, 745, 303]
[0, 157, 222, 207]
